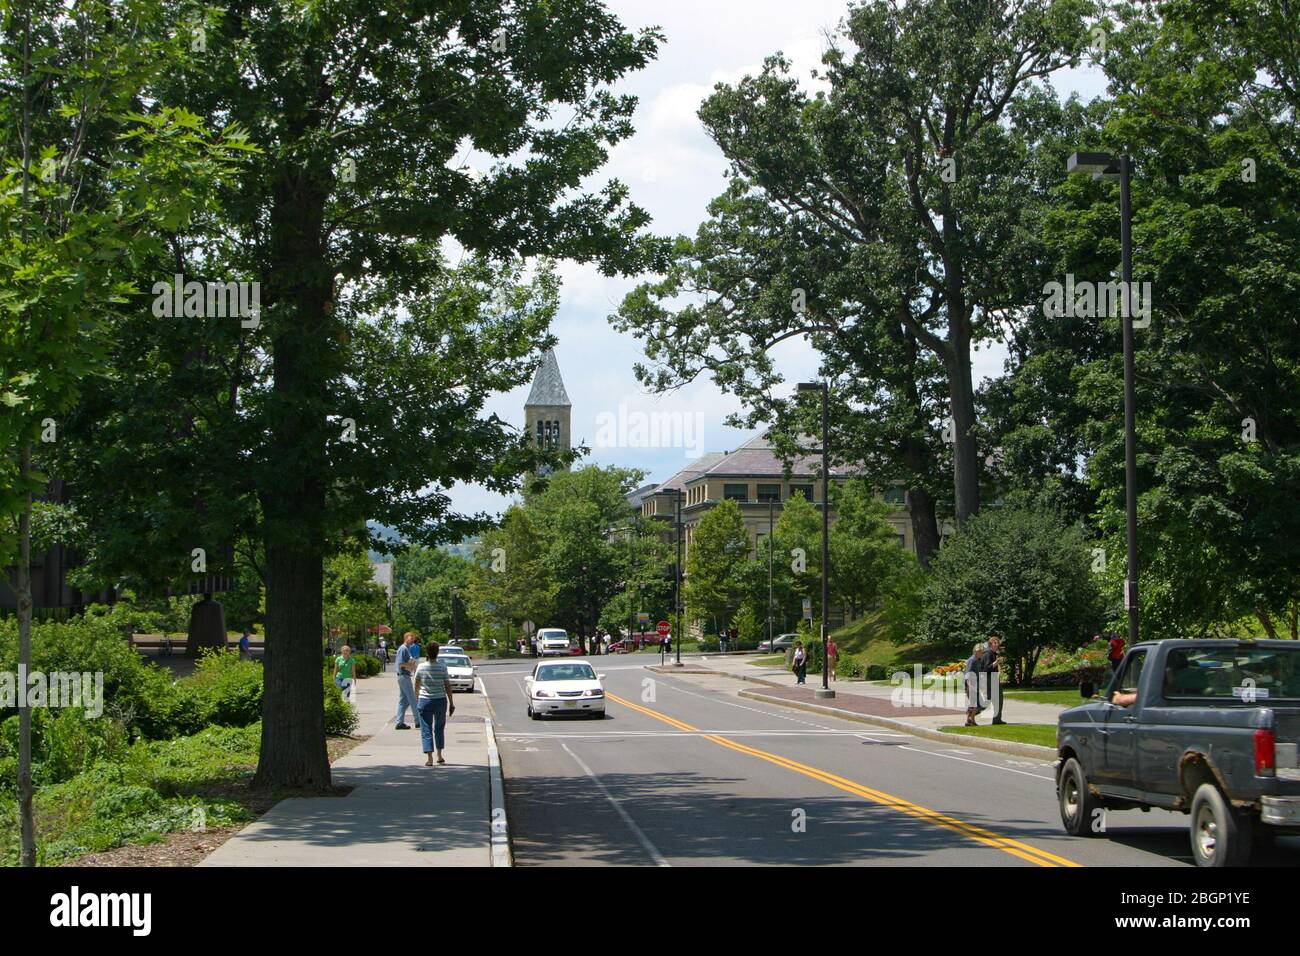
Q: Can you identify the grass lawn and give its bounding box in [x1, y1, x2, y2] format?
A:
[940, 723, 1058, 748]
[749, 655, 785, 667]
[1002, 687, 1086, 707]
[830, 611, 951, 671]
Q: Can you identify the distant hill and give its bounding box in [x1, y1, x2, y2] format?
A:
[366, 521, 479, 562]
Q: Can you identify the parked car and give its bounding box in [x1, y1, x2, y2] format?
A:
[608, 631, 660, 653]
[525, 660, 606, 719]
[536, 628, 571, 657]
[440, 653, 476, 693]
[757, 633, 799, 654]
[1056, 638, 1300, 866]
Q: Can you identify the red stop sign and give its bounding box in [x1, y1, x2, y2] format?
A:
[656, 620, 671, 637]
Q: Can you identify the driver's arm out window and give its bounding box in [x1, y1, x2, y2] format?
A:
[1112, 651, 1146, 699]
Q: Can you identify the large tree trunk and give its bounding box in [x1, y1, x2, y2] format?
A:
[252, 146, 334, 790]
[905, 485, 940, 567]
[17, 441, 36, 866]
[254, 540, 330, 789]
[945, 313, 980, 526]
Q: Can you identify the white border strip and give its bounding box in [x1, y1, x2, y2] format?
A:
[483, 684, 513, 867]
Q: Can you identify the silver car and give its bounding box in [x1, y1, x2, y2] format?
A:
[440, 653, 476, 693]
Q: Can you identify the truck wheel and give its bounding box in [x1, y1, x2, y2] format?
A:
[1189, 783, 1253, 867]
[1058, 757, 1103, 837]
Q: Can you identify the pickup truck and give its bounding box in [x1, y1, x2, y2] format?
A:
[1056, 638, 1300, 866]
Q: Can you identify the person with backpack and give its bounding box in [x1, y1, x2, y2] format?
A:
[792, 641, 807, 685]
[826, 638, 839, 682]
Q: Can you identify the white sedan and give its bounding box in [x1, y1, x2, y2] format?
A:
[440, 653, 476, 693]
[525, 661, 606, 719]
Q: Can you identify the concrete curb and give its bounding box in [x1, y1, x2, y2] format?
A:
[734, 688, 1058, 760]
[480, 680, 513, 868]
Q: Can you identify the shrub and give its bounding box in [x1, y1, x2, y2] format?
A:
[180, 650, 264, 727]
[354, 654, 381, 677]
[0, 615, 186, 741]
[835, 653, 865, 679]
[323, 674, 359, 736]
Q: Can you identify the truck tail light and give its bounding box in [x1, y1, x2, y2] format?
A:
[1254, 729, 1276, 776]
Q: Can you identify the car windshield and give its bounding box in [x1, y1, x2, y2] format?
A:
[1164, 646, 1300, 700]
[442, 656, 470, 668]
[539, 631, 567, 641]
[536, 664, 596, 682]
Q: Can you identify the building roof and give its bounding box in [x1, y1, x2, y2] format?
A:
[525, 349, 570, 407]
[653, 452, 727, 493]
[696, 432, 857, 479]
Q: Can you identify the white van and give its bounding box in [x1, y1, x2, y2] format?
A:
[536, 628, 571, 657]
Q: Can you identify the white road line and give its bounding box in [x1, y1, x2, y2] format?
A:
[560, 741, 670, 867]
[897, 745, 1055, 780]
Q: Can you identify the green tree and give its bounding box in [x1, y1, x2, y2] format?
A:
[527, 466, 643, 650]
[829, 480, 918, 621]
[322, 548, 388, 647]
[685, 499, 750, 631]
[467, 507, 554, 649]
[392, 547, 476, 640]
[916, 503, 1104, 685]
[0, 0, 245, 865]
[53, 2, 663, 789]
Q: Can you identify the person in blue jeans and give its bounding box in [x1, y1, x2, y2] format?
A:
[414, 641, 456, 766]
[792, 641, 808, 684]
[394, 632, 421, 729]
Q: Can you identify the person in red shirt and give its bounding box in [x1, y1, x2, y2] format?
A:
[1107, 632, 1125, 671]
[826, 638, 838, 682]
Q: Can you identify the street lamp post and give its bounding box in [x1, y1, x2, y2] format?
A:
[798, 380, 835, 699]
[767, 498, 774, 653]
[1067, 151, 1140, 647]
[449, 587, 459, 646]
[674, 488, 684, 666]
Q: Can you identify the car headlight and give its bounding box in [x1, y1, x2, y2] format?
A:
[535, 689, 554, 698]
[586, 689, 604, 697]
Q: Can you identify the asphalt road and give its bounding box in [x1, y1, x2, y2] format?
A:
[479, 657, 1300, 867]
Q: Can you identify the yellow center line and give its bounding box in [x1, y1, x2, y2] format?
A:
[606, 692, 1080, 868]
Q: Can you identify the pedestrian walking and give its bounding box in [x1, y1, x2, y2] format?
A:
[393, 632, 420, 729]
[529, 634, 538, 658]
[827, 638, 838, 681]
[332, 645, 357, 702]
[414, 641, 456, 766]
[793, 641, 807, 684]
[377, 637, 388, 672]
[964, 643, 988, 726]
[238, 629, 252, 661]
[1107, 632, 1125, 672]
[986, 635, 1005, 725]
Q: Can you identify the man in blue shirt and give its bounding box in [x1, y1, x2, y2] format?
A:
[394, 632, 421, 729]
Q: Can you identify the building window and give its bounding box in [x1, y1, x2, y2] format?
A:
[536, 421, 544, 445]
[552, 420, 561, 449]
[757, 483, 781, 503]
[895, 534, 906, 549]
[723, 483, 749, 502]
[883, 486, 906, 505]
[789, 484, 814, 501]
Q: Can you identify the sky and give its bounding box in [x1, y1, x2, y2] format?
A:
[444, 0, 1108, 522]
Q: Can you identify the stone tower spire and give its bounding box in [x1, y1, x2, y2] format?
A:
[525, 349, 571, 474]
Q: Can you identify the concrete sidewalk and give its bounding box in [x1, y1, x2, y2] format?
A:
[657, 653, 1067, 757]
[202, 672, 507, 867]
